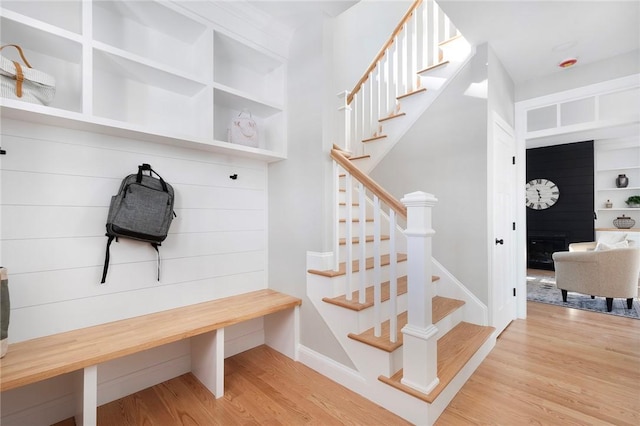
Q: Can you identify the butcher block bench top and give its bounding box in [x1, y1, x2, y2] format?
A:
[0, 289, 301, 392]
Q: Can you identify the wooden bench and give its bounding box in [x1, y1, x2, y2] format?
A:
[0, 289, 301, 426]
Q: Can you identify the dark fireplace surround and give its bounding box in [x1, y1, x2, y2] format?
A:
[527, 233, 567, 270]
[526, 141, 594, 270]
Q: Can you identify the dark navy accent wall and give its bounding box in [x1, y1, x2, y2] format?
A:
[526, 141, 594, 269]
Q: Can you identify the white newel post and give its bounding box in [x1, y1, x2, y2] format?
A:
[401, 191, 439, 394]
[337, 90, 352, 153]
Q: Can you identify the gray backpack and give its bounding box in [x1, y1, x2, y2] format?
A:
[101, 164, 176, 283]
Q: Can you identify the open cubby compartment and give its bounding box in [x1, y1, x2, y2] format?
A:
[92, 49, 212, 140]
[0, 16, 83, 112]
[0, 1, 82, 35]
[213, 87, 285, 154]
[213, 31, 285, 105]
[92, 0, 212, 81]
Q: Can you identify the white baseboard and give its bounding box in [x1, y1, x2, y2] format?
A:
[297, 344, 367, 394]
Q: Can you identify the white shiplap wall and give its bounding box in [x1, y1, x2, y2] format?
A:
[0, 118, 269, 423]
[1, 118, 269, 342]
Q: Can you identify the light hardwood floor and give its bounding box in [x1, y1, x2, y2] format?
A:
[437, 301, 640, 425]
[56, 301, 639, 425]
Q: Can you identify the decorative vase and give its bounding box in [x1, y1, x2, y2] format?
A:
[613, 215, 635, 229]
[1, 267, 9, 358]
[616, 174, 629, 188]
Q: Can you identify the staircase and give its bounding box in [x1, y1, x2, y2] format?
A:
[305, 1, 496, 424]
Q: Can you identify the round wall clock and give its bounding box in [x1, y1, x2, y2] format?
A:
[526, 178, 560, 210]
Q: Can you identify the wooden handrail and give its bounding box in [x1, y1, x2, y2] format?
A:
[346, 0, 423, 105]
[331, 148, 407, 218]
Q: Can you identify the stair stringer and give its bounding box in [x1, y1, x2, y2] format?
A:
[307, 267, 405, 377]
[354, 45, 477, 174]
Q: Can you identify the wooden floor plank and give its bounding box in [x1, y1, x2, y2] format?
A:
[59, 345, 410, 426]
[54, 300, 640, 425]
[436, 301, 640, 425]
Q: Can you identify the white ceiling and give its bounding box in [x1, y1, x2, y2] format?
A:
[248, 0, 357, 29]
[435, 0, 640, 84]
[249, 0, 639, 85]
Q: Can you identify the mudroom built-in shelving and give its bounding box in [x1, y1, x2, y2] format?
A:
[0, 0, 287, 161]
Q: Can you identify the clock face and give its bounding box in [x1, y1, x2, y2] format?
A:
[526, 178, 559, 210]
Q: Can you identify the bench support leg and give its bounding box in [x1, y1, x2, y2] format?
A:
[265, 305, 300, 361]
[75, 365, 97, 426]
[191, 328, 224, 399]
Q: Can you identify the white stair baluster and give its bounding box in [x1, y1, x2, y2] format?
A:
[409, 11, 418, 92]
[374, 66, 381, 123]
[389, 209, 398, 343]
[365, 71, 378, 138]
[345, 173, 354, 300]
[337, 91, 351, 153]
[419, 0, 428, 71]
[333, 161, 341, 271]
[373, 195, 382, 337]
[358, 183, 367, 305]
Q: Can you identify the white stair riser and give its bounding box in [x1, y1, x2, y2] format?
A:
[338, 240, 391, 262]
[347, 337, 403, 378]
[339, 204, 367, 218]
[311, 262, 408, 299]
[434, 304, 463, 338]
[339, 220, 392, 235]
[352, 293, 409, 334]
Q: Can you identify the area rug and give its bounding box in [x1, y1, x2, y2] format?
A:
[527, 273, 640, 319]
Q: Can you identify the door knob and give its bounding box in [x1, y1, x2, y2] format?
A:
[495, 238, 504, 245]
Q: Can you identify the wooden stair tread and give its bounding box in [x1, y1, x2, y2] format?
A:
[378, 322, 495, 403]
[432, 296, 465, 324]
[397, 87, 427, 100]
[345, 295, 463, 351]
[323, 275, 441, 311]
[362, 134, 387, 143]
[349, 311, 407, 352]
[379, 112, 406, 122]
[324, 276, 408, 311]
[349, 155, 371, 161]
[339, 235, 390, 245]
[417, 60, 449, 75]
[308, 253, 407, 278]
[439, 34, 463, 47]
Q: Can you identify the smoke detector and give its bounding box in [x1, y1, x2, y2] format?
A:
[558, 58, 578, 69]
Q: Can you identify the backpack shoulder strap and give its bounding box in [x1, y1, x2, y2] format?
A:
[137, 163, 168, 192]
[101, 235, 116, 284]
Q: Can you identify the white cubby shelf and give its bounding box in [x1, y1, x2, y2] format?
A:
[0, 0, 287, 162]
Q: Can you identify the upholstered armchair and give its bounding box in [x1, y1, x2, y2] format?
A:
[552, 246, 640, 312]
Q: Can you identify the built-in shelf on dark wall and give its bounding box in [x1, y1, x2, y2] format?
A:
[526, 141, 595, 270]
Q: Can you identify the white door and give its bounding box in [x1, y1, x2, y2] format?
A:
[491, 113, 517, 335]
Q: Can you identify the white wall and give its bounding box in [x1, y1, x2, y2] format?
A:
[0, 118, 269, 424]
[268, 14, 356, 368]
[370, 45, 491, 303]
[1, 119, 268, 342]
[268, 1, 412, 369]
[488, 46, 515, 128]
[516, 49, 640, 101]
